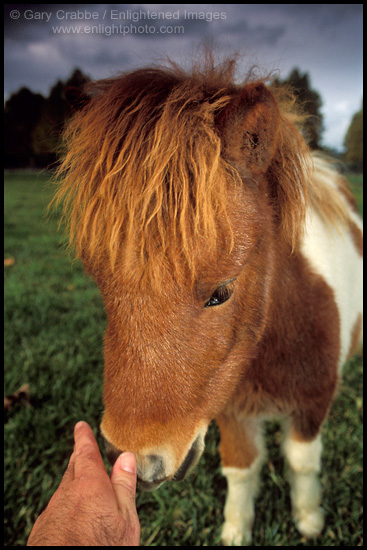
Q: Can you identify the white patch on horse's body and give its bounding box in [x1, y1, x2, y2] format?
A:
[301, 161, 363, 373]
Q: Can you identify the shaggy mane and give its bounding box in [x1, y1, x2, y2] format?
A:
[52, 55, 349, 287]
[54, 58, 242, 285]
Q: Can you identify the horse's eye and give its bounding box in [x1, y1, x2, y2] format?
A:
[204, 279, 236, 308]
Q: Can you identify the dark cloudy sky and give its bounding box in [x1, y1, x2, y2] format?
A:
[4, 3, 363, 150]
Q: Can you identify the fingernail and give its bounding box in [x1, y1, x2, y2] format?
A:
[119, 452, 136, 474]
[75, 421, 87, 431]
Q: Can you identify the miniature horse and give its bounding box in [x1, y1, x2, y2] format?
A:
[55, 58, 363, 545]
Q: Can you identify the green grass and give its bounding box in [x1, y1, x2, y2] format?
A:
[4, 171, 363, 546]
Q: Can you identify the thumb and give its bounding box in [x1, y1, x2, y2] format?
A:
[110, 452, 138, 510]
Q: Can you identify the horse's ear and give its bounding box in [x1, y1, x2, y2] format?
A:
[216, 83, 280, 173]
[64, 86, 90, 112]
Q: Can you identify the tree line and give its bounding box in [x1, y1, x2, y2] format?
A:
[4, 67, 363, 171]
[4, 69, 89, 169]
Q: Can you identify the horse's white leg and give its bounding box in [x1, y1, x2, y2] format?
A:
[216, 416, 265, 545]
[221, 455, 264, 545]
[282, 429, 324, 538]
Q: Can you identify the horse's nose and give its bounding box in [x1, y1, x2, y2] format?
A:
[103, 437, 167, 489]
[102, 428, 206, 491]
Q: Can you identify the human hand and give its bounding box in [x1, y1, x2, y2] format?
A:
[27, 421, 140, 546]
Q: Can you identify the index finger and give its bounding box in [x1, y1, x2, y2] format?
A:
[72, 421, 106, 479]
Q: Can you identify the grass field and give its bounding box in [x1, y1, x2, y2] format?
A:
[4, 171, 363, 546]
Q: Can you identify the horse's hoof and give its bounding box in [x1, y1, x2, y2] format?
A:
[295, 507, 324, 538]
[221, 521, 252, 546]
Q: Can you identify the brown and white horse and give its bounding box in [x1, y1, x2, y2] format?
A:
[55, 57, 363, 545]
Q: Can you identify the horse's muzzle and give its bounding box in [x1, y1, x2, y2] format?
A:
[103, 430, 205, 491]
